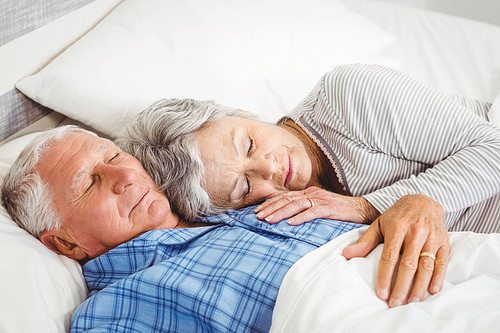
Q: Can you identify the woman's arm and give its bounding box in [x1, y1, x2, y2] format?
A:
[256, 64, 499, 306]
[258, 65, 500, 224]
[335, 65, 500, 225]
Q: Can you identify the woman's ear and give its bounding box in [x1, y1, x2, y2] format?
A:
[40, 230, 87, 260]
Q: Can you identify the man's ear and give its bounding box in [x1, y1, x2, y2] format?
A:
[40, 230, 87, 260]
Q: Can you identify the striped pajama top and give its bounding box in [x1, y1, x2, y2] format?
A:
[285, 64, 500, 233]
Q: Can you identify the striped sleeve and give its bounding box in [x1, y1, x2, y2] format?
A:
[322, 65, 500, 225]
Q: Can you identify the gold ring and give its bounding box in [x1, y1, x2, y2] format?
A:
[306, 197, 315, 208]
[419, 252, 436, 261]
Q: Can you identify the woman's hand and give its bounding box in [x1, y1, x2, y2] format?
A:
[342, 194, 450, 307]
[254, 186, 379, 225]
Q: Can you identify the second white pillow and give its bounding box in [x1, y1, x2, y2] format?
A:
[17, 0, 396, 138]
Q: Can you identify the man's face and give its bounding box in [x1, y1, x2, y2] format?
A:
[38, 132, 178, 260]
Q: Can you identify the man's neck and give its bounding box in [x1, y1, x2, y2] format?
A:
[175, 220, 213, 228]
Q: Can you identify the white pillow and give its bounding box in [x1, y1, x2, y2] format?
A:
[16, 0, 396, 138]
[0, 133, 87, 333]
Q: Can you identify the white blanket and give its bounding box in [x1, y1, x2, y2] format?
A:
[270, 227, 500, 333]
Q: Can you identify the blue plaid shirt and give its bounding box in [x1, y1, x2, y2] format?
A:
[71, 206, 363, 332]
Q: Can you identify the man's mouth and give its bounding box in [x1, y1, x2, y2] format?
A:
[130, 188, 149, 216]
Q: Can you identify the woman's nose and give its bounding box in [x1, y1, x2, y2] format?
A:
[96, 163, 135, 194]
[250, 155, 277, 180]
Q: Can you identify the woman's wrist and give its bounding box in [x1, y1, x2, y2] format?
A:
[355, 197, 380, 224]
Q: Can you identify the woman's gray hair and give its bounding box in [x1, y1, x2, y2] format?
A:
[1, 125, 96, 238]
[117, 98, 255, 221]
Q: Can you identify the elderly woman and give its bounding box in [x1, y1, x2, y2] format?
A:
[118, 64, 500, 307]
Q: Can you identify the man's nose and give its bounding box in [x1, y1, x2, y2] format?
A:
[96, 163, 135, 194]
[250, 154, 277, 180]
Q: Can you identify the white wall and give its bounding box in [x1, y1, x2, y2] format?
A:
[425, 0, 500, 26]
[368, 0, 500, 26]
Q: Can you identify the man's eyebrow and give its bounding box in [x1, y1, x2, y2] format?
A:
[72, 170, 85, 187]
[97, 141, 110, 153]
[71, 142, 109, 186]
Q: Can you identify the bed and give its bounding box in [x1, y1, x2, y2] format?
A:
[0, 0, 499, 332]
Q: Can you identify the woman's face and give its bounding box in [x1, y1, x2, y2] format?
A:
[196, 116, 313, 209]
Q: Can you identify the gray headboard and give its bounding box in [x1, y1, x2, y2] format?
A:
[0, 0, 95, 141]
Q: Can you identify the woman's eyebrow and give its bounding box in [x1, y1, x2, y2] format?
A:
[225, 127, 247, 203]
[230, 127, 240, 157]
[230, 128, 242, 202]
[228, 174, 248, 204]
[228, 176, 239, 202]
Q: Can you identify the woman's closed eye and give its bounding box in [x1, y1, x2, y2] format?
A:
[248, 138, 254, 155]
[244, 175, 252, 197]
[243, 137, 254, 197]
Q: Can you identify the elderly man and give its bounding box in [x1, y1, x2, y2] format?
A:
[1, 126, 447, 332]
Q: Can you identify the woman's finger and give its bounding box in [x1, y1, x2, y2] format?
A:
[387, 226, 428, 307]
[254, 196, 295, 223]
[407, 241, 449, 302]
[255, 191, 296, 212]
[406, 246, 436, 303]
[375, 226, 405, 302]
[429, 244, 450, 294]
[261, 197, 318, 224]
[255, 187, 322, 215]
[342, 219, 383, 259]
[254, 191, 306, 219]
[286, 199, 322, 225]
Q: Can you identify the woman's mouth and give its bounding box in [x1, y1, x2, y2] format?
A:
[284, 154, 293, 186]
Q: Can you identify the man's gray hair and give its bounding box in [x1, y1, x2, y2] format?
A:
[1, 125, 96, 238]
[117, 98, 255, 221]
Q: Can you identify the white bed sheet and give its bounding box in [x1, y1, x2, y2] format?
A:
[343, 0, 500, 103]
[271, 227, 500, 333]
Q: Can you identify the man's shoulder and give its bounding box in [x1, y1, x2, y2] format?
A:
[82, 226, 222, 280]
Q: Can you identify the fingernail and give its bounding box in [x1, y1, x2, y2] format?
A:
[378, 289, 388, 300]
[390, 299, 402, 307]
[254, 205, 262, 212]
[288, 218, 296, 225]
[256, 211, 264, 218]
[431, 285, 440, 294]
[410, 297, 420, 303]
[264, 214, 274, 222]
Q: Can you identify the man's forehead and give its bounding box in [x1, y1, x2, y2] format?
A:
[36, 132, 112, 176]
[65, 132, 115, 151]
